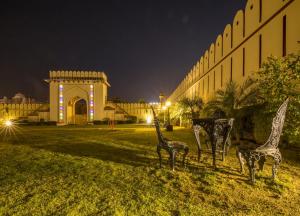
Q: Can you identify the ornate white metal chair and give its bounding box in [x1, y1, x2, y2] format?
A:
[237, 98, 289, 183]
[151, 107, 189, 171]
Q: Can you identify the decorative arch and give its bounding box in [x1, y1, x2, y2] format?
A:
[63, 86, 89, 124]
[196, 61, 200, 80]
[188, 71, 192, 86]
[73, 98, 88, 124]
[209, 43, 215, 69]
[199, 56, 204, 77]
[223, 24, 232, 55]
[233, 10, 244, 47]
[204, 50, 209, 73]
[245, 0, 260, 36]
[215, 35, 223, 62]
[193, 65, 197, 83]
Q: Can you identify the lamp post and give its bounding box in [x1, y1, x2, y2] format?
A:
[159, 93, 165, 109]
[162, 106, 167, 125]
[165, 101, 173, 131]
[166, 101, 171, 124]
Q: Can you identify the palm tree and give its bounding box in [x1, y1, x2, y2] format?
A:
[204, 78, 259, 141]
[178, 97, 204, 119]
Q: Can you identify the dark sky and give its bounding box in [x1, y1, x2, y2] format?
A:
[0, 0, 246, 102]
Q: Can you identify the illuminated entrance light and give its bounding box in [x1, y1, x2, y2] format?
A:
[59, 84, 64, 122]
[90, 84, 94, 121]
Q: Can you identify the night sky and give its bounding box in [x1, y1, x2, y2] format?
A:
[0, 0, 246, 102]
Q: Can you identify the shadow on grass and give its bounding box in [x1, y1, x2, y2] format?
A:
[20, 141, 156, 167]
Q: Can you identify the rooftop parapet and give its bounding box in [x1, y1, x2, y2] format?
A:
[46, 70, 110, 86]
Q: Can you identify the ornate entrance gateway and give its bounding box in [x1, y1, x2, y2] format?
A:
[46, 71, 110, 125]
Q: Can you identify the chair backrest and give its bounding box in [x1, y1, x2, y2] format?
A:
[262, 98, 289, 149]
[151, 106, 165, 144]
[215, 118, 234, 141]
[226, 118, 234, 137]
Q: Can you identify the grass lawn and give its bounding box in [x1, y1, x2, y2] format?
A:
[0, 124, 300, 215]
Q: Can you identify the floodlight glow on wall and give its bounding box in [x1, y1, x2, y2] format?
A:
[59, 84, 64, 122]
[90, 84, 94, 121]
[146, 115, 152, 124]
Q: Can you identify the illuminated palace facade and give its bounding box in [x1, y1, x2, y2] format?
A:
[168, 0, 300, 103]
[0, 71, 159, 125]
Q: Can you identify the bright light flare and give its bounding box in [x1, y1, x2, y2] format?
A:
[4, 120, 13, 127]
[1, 119, 22, 141]
[166, 101, 171, 107]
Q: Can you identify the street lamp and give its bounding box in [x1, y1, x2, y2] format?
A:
[166, 101, 171, 125]
[162, 106, 167, 125]
[165, 101, 173, 131]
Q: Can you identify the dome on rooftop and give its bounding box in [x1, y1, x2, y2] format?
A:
[13, 93, 26, 99]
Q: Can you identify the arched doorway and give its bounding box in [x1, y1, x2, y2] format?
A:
[75, 99, 87, 124]
[67, 97, 88, 124]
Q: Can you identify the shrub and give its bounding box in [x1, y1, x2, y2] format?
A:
[257, 54, 300, 146]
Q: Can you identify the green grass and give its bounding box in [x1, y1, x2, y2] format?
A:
[0, 125, 300, 215]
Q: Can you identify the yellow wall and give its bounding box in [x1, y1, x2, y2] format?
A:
[114, 102, 156, 122]
[169, 0, 300, 103]
[0, 103, 47, 120]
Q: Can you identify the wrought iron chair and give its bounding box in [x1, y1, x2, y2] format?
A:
[151, 107, 189, 171]
[236, 98, 289, 183]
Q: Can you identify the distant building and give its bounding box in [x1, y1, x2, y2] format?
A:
[0, 93, 47, 122]
[0, 96, 8, 104]
[0, 93, 36, 104]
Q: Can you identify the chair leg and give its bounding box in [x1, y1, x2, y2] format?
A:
[211, 138, 217, 169]
[222, 142, 226, 162]
[258, 156, 266, 171]
[226, 139, 231, 156]
[272, 151, 282, 180]
[205, 139, 210, 149]
[236, 149, 244, 173]
[171, 151, 176, 171]
[182, 147, 189, 168]
[251, 159, 256, 184]
[157, 145, 162, 168]
[246, 155, 255, 183]
[197, 146, 201, 163]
